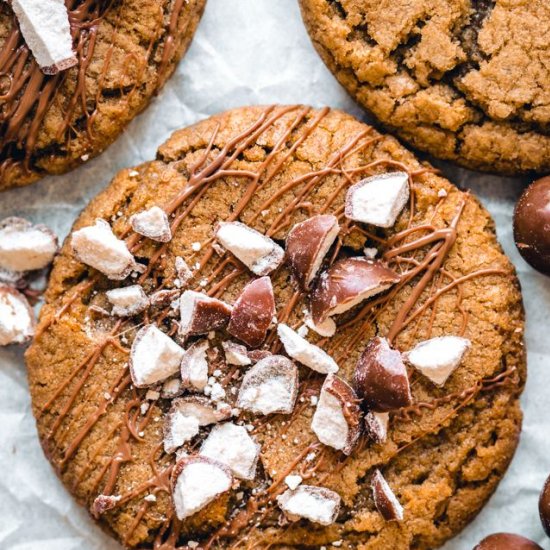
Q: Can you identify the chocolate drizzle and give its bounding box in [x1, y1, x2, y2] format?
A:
[28, 106, 519, 548]
[0, 0, 188, 186]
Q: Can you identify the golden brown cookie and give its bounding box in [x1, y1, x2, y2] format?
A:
[0, 0, 206, 191]
[299, 0, 550, 174]
[26, 106, 525, 549]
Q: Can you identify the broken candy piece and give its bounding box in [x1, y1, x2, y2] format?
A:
[222, 341, 252, 366]
[371, 469, 404, 521]
[163, 396, 230, 453]
[171, 456, 232, 520]
[364, 411, 389, 444]
[90, 494, 121, 518]
[305, 314, 336, 338]
[174, 256, 193, 287]
[179, 291, 232, 336]
[11, 0, 77, 75]
[227, 277, 275, 348]
[277, 323, 338, 374]
[215, 221, 284, 276]
[0, 217, 58, 273]
[311, 374, 362, 455]
[311, 258, 400, 324]
[404, 336, 471, 386]
[71, 219, 138, 280]
[106, 285, 149, 317]
[180, 339, 210, 392]
[129, 206, 172, 242]
[237, 355, 298, 415]
[354, 337, 412, 412]
[285, 215, 339, 289]
[345, 172, 410, 228]
[129, 325, 184, 388]
[0, 286, 35, 346]
[200, 422, 261, 480]
[277, 485, 341, 526]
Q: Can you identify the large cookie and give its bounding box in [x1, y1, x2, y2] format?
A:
[299, 0, 550, 174]
[0, 0, 206, 191]
[26, 106, 525, 549]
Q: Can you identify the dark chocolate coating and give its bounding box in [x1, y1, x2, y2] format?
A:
[539, 473, 550, 537]
[474, 533, 542, 550]
[514, 176, 550, 275]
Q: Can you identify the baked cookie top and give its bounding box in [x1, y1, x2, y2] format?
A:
[26, 106, 525, 549]
[299, 0, 550, 175]
[0, 0, 206, 191]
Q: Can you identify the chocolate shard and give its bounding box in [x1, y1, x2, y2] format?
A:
[71, 219, 139, 280]
[0, 285, 35, 346]
[215, 221, 284, 276]
[345, 172, 409, 228]
[129, 325, 184, 388]
[276, 485, 341, 526]
[0, 217, 58, 273]
[227, 277, 275, 348]
[277, 323, 338, 374]
[311, 374, 362, 455]
[129, 206, 172, 242]
[354, 337, 412, 412]
[11, 0, 77, 75]
[371, 469, 404, 521]
[199, 422, 261, 481]
[404, 336, 471, 386]
[285, 214, 340, 289]
[179, 290, 232, 337]
[237, 355, 298, 415]
[311, 258, 400, 324]
[163, 396, 231, 453]
[171, 456, 232, 520]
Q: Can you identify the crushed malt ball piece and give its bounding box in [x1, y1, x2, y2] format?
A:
[311, 258, 400, 324]
[163, 396, 231, 453]
[354, 337, 412, 412]
[215, 221, 284, 276]
[311, 374, 362, 455]
[0, 286, 35, 346]
[129, 206, 172, 242]
[161, 377, 183, 399]
[171, 456, 232, 520]
[90, 494, 121, 518]
[179, 291, 232, 336]
[71, 219, 138, 280]
[284, 474, 303, 490]
[305, 313, 336, 338]
[0, 217, 58, 273]
[277, 485, 341, 526]
[180, 340, 210, 392]
[174, 256, 193, 287]
[277, 323, 338, 374]
[200, 422, 260, 480]
[404, 336, 471, 386]
[11, 0, 77, 75]
[237, 355, 298, 415]
[285, 215, 340, 289]
[372, 469, 404, 521]
[129, 325, 184, 388]
[222, 341, 252, 366]
[227, 277, 275, 348]
[150, 289, 181, 307]
[106, 285, 149, 317]
[345, 172, 410, 228]
[364, 411, 389, 444]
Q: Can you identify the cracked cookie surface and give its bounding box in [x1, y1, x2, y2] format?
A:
[299, 0, 550, 174]
[0, 0, 206, 191]
[26, 106, 525, 549]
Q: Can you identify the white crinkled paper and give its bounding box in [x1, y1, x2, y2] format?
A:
[0, 1, 547, 548]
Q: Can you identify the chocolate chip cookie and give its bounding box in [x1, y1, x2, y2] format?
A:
[299, 0, 550, 174]
[0, 0, 206, 191]
[26, 106, 525, 549]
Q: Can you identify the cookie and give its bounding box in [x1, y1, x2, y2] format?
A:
[299, 0, 550, 174]
[0, 0, 206, 191]
[26, 106, 525, 549]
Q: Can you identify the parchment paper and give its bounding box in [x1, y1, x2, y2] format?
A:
[0, 1, 547, 548]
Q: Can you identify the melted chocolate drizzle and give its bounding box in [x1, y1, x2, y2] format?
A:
[32, 106, 517, 548]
